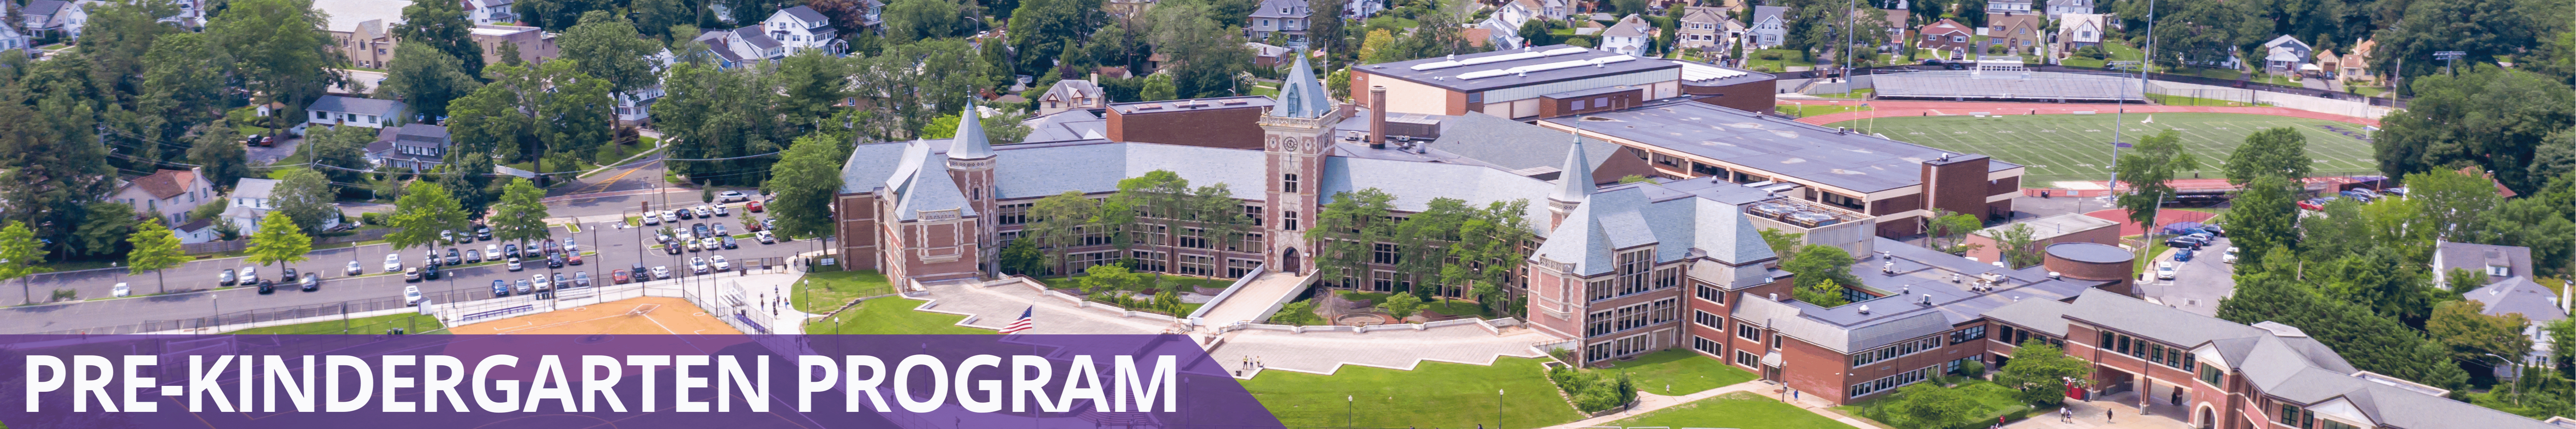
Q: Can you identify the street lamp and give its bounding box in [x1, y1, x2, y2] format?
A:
[1345, 395, 1353, 428]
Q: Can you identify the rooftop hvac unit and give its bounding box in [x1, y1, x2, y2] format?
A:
[1748, 202, 1798, 219]
[1785, 211, 1838, 228]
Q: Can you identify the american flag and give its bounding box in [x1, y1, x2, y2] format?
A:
[1000, 306, 1036, 334]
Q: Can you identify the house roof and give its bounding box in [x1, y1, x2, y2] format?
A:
[2047, 0, 2091, 7]
[1021, 109, 1108, 143]
[1681, 6, 1727, 24]
[1412, 112, 1629, 175]
[233, 178, 280, 200]
[949, 104, 994, 160]
[175, 218, 215, 233]
[22, 0, 66, 16]
[1921, 18, 1969, 35]
[1273, 53, 1333, 118]
[777, 5, 829, 24]
[124, 169, 200, 200]
[1880, 9, 1908, 31]
[2060, 13, 2104, 35]
[1752, 6, 1787, 25]
[308, 95, 408, 116]
[2437, 241, 2535, 278]
[735, 25, 782, 50]
[1251, 0, 1307, 18]
[1980, 297, 2071, 335]
[1352, 45, 1679, 93]
[2265, 34, 2308, 50]
[2465, 277, 2566, 323]
[392, 123, 449, 144]
[313, 0, 409, 33]
[1603, 14, 1652, 38]
[1540, 100, 2018, 193]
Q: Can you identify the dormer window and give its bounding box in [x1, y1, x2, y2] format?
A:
[2490, 265, 2511, 277]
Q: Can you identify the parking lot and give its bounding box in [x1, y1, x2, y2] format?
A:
[2142, 235, 2237, 317]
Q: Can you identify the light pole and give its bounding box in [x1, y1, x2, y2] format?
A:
[1345, 395, 1353, 428]
[1496, 389, 1505, 428]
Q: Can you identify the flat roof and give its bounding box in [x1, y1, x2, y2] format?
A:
[1541, 101, 2020, 193]
[1106, 96, 1274, 115]
[2045, 242, 2131, 264]
[1980, 213, 2119, 242]
[1807, 237, 2096, 328]
[1355, 45, 1680, 93]
[1674, 60, 1776, 87]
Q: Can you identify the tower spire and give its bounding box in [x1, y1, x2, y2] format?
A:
[1272, 50, 1334, 119]
[1552, 128, 1594, 202]
[949, 102, 994, 160]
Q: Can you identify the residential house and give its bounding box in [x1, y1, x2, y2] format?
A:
[0, 18, 28, 53]
[2057, 13, 2104, 53]
[2262, 35, 2312, 74]
[1599, 14, 1652, 57]
[1343, 0, 1386, 18]
[1747, 6, 1787, 49]
[367, 124, 449, 172]
[1037, 79, 1108, 116]
[21, 0, 97, 39]
[317, 0, 408, 69]
[613, 49, 675, 125]
[1918, 18, 1973, 58]
[1986, 12, 2042, 55]
[1247, 42, 1292, 68]
[1478, 18, 1525, 49]
[762, 6, 845, 55]
[161, 0, 206, 27]
[1676, 7, 1733, 51]
[1877, 9, 1909, 51]
[1985, 0, 2031, 13]
[173, 219, 219, 244]
[105, 168, 216, 225]
[469, 25, 560, 67]
[857, 0, 887, 27]
[694, 27, 786, 69]
[2338, 39, 2375, 82]
[462, 0, 517, 25]
[2442, 241, 2563, 372]
[1248, 0, 1311, 47]
[300, 95, 409, 132]
[221, 178, 339, 235]
[2042, 0, 2090, 18]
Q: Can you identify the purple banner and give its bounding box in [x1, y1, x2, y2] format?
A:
[0, 334, 1283, 429]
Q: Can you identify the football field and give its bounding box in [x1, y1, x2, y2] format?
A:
[1825, 112, 2379, 185]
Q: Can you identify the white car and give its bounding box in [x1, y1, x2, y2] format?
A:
[662, 210, 681, 223]
[712, 204, 730, 216]
[2156, 261, 2178, 280]
[111, 283, 130, 298]
[756, 231, 776, 244]
[718, 190, 748, 202]
[485, 244, 502, 259]
[404, 285, 423, 306]
[507, 258, 524, 271]
[2222, 247, 2240, 264]
[710, 255, 732, 271]
[383, 254, 404, 272]
[689, 257, 710, 274]
[240, 266, 259, 284]
[651, 266, 672, 279]
[531, 274, 550, 290]
[641, 213, 661, 225]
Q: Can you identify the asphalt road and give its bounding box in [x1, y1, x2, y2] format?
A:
[2139, 236, 2238, 317]
[0, 211, 826, 334]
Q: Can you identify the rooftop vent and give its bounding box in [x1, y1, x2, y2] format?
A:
[1857, 305, 1871, 314]
[1219, 99, 1248, 105]
[2048, 271, 2062, 280]
[1919, 294, 1934, 306]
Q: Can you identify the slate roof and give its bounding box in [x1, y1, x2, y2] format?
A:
[233, 178, 280, 200]
[1420, 112, 1627, 174]
[1549, 132, 1593, 202]
[843, 140, 1268, 201]
[949, 105, 994, 159]
[1274, 52, 1333, 118]
[1319, 156, 1559, 237]
[1603, 14, 1651, 38]
[2466, 277, 2565, 322]
[1979, 297, 2071, 335]
[1527, 179, 1777, 276]
[308, 95, 409, 117]
[2436, 242, 2532, 279]
[22, 0, 65, 16]
[778, 5, 829, 24]
[125, 169, 199, 200]
[1752, 6, 1786, 25]
[1022, 109, 1109, 144]
[736, 25, 782, 50]
[1251, 0, 1307, 19]
[1542, 100, 2019, 193]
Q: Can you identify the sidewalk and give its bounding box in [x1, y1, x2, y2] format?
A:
[1540, 381, 1890, 429]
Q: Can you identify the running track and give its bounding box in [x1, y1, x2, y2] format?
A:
[1784, 99, 2381, 127]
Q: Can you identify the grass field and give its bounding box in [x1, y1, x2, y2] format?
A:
[1607, 391, 1859, 429]
[1829, 112, 2378, 185]
[803, 297, 993, 335]
[1598, 349, 1760, 395]
[225, 313, 446, 335]
[790, 270, 898, 313]
[1243, 357, 1584, 429]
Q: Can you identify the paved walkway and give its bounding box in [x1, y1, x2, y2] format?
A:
[1192, 271, 1311, 328]
[911, 279, 1181, 335]
[1206, 324, 1557, 378]
[1541, 381, 1891, 429]
[2006, 393, 2191, 429]
[1784, 100, 2380, 127]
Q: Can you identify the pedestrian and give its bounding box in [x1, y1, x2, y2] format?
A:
[2107, 409, 2114, 423]
[2060, 407, 2072, 423]
[1793, 390, 1799, 401]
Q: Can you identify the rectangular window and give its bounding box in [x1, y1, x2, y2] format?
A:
[1692, 336, 1722, 355]
[1373, 242, 1400, 264]
[1734, 350, 1758, 367]
[1237, 233, 1265, 252]
[1649, 299, 1677, 324]
[1737, 324, 1760, 340]
[1693, 310, 1721, 328]
[1948, 326, 1986, 344]
[1243, 206, 1264, 227]
[1227, 258, 1261, 277]
[2198, 363, 2223, 386]
[995, 203, 1031, 225]
[1587, 279, 1614, 302]
[1695, 283, 1724, 304]
[1178, 254, 1214, 276]
[1282, 174, 1299, 193]
[1571, 100, 1586, 110]
[1179, 228, 1208, 249]
[1283, 211, 1298, 231]
[1372, 270, 1397, 292]
[1586, 310, 1614, 337]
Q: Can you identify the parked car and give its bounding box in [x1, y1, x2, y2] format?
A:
[112, 283, 130, 298]
[563, 238, 578, 251]
[279, 268, 299, 283]
[507, 258, 524, 271]
[345, 261, 363, 276]
[2222, 247, 2241, 264]
[694, 206, 715, 219]
[492, 281, 511, 298]
[546, 255, 564, 268]
[756, 231, 776, 244]
[573, 271, 592, 288]
[665, 242, 684, 254]
[384, 254, 405, 272]
[2204, 225, 2226, 237]
[241, 266, 260, 284]
[2156, 261, 2177, 280]
[219, 269, 236, 286]
[486, 244, 502, 259]
[721, 236, 738, 249]
[476, 226, 493, 241]
[530, 274, 549, 292]
[567, 252, 584, 265]
[550, 273, 567, 290]
[684, 238, 702, 252]
[676, 208, 694, 220]
[713, 204, 729, 217]
[662, 210, 680, 223]
[718, 190, 747, 202]
[631, 262, 647, 276]
[689, 257, 710, 274]
[502, 243, 521, 258]
[2297, 197, 2336, 211]
[514, 279, 533, 295]
[423, 264, 441, 280]
[611, 269, 633, 284]
[2164, 236, 2208, 248]
[710, 255, 732, 271]
[542, 239, 560, 255]
[655, 231, 674, 244]
[406, 285, 425, 305]
[424, 250, 441, 267]
[2175, 248, 2196, 262]
[762, 218, 775, 231]
[713, 223, 729, 236]
[746, 200, 764, 212]
[701, 237, 722, 251]
[692, 223, 711, 237]
[642, 213, 661, 226]
[743, 218, 764, 232]
[403, 267, 421, 282]
[466, 249, 483, 263]
[444, 248, 463, 266]
[244, 134, 268, 147]
[300, 274, 319, 292]
[441, 230, 457, 245]
[256, 279, 275, 294]
[651, 266, 673, 279]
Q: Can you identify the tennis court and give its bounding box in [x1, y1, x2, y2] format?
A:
[1826, 112, 2378, 185]
[452, 296, 741, 335]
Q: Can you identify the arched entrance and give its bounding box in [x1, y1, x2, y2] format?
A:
[2195, 404, 2216, 429]
[1282, 248, 1301, 273]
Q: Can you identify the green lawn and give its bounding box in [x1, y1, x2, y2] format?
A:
[1776, 104, 1872, 117]
[2061, 42, 2145, 69]
[1744, 49, 1817, 73]
[1607, 391, 1859, 429]
[1598, 349, 1760, 395]
[1834, 380, 2055, 429]
[225, 313, 446, 335]
[1826, 112, 2378, 185]
[1243, 357, 1584, 429]
[791, 270, 898, 313]
[802, 297, 994, 335]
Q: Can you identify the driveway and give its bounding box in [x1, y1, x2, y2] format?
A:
[247, 136, 303, 165]
[2138, 236, 2235, 316]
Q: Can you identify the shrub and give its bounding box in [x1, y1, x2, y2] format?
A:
[1958, 360, 1987, 379]
[1760, 51, 1784, 60]
[50, 289, 76, 302]
[1546, 365, 1639, 412]
[360, 212, 385, 226]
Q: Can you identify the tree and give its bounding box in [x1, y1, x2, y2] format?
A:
[1308, 0, 1345, 60]
[2406, 168, 2503, 243]
[633, 0, 688, 42]
[1924, 208, 1983, 254]
[1311, 188, 1396, 287]
[1890, 383, 1974, 429]
[2224, 128, 2313, 185]
[1008, 0, 1097, 74]
[2224, 175, 2300, 266]
[1442, 200, 1533, 315]
[73, 203, 141, 257]
[1995, 339, 2088, 405]
[657, 61, 788, 185]
[2550, 318, 2576, 374]
[245, 211, 314, 268]
[1145, 1, 1254, 98]
[385, 181, 469, 252]
[999, 238, 1046, 276]
[2369, 0, 2555, 83]
[1981, 223, 2044, 268]
[777, 51, 851, 127]
[125, 220, 187, 294]
[1783, 244, 1860, 302]
[1138, 74, 1178, 101]
[1076, 263, 1147, 293]
[210, 0, 341, 137]
[1794, 278, 1851, 307]
[2372, 65, 2575, 194]
[882, 0, 972, 43]
[1393, 198, 1473, 299]
[2443, 268, 2490, 294]
[765, 133, 846, 239]
[2216, 274, 2469, 388]
[300, 124, 381, 188]
[394, 0, 488, 80]
[381, 43, 482, 121]
[1759, 228, 1804, 258]
[490, 178, 552, 243]
[2428, 300, 2534, 368]
[0, 222, 46, 303]
[0, 78, 117, 258]
[269, 168, 339, 236]
[1378, 292, 1426, 320]
[135, 33, 231, 150]
[2113, 130, 2198, 234]
[1360, 28, 1400, 64]
[2116, 0, 2263, 70]
[560, 11, 664, 94]
[186, 123, 252, 186]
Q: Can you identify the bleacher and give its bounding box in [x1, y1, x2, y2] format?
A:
[1873, 70, 2146, 102]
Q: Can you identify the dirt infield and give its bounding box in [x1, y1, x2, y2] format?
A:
[453, 296, 742, 335]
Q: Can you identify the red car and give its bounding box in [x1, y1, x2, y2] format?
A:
[610, 269, 632, 284]
[2297, 197, 2337, 211]
[745, 200, 764, 213]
